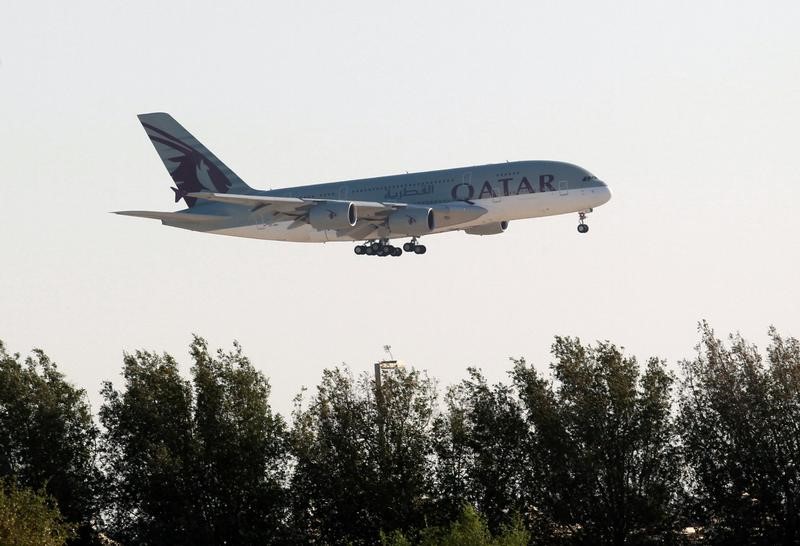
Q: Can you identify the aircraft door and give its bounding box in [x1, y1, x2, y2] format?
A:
[338, 185, 349, 200]
[558, 180, 568, 196]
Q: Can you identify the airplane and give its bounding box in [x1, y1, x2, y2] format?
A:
[116, 113, 612, 256]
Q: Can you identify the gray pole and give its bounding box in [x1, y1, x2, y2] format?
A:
[374, 361, 382, 394]
[374, 361, 385, 446]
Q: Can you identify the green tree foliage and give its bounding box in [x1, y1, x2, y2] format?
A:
[289, 365, 437, 544]
[512, 338, 682, 545]
[99, 337, 288, 545]
[0, 478, 75, 546]
[382, 504, 529, 546]
[0, 341, 100, 544]
[8, 325, 800, 544]
[679, 323, 800, 544]
[431, 370, 528, 532]
[429, 384, 472, 527]
[190, 336, 288, 543]
[99, 348, 196, 543]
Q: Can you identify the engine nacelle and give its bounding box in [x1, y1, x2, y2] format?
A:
[308, 201, 357, 230]
[388, 207, 435, 236]
[464, 221, 509, 236]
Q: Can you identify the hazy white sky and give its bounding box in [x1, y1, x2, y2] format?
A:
[1, 1, 798, 415]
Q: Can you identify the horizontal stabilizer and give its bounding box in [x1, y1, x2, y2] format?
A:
[113, 210, 225, 223]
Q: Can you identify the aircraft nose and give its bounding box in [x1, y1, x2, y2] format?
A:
[596, 183, 612, 205]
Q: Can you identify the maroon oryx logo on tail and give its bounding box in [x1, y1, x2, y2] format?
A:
[141, 122, 232, 207]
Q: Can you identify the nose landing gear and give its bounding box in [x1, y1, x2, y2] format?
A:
[577, 209, 591, 234]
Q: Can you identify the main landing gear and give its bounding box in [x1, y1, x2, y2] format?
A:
[353, 238, 426, 257]
[403, 238, 427, 255]
[577, 209, 592, 234]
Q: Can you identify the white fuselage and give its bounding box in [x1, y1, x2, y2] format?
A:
[203, 161, 612, 242]
[211, 184, 609, 242]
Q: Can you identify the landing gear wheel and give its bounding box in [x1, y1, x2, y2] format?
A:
[414, 245, 427, 255]
[403, 242, 414, 252]
[577, 211, 589, 234]
[365, 246, 375, 255]
[392, 247, 403, 257]
[354, 245, 365, 255]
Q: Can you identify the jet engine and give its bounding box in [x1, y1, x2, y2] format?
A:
[308, 201, 357, 230]
[388, 207, 435, 236]
[464, 221, 509, 236]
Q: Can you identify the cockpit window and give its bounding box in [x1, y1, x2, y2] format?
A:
[582, 175, 598, 182]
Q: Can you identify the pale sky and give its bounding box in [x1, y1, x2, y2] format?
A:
[1, 1, 798, 416]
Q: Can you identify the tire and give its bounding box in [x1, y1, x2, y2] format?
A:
[414, 245, 427, 255]
[392, 247, 403, 256]
[403, 243, 414, 252]
[354, 246, 364, 255]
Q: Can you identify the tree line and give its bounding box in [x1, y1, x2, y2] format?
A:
[1, 323, 799, 545]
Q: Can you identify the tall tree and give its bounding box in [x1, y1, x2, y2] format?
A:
[99, 338, 290, 545]
[429, 385, 472, 527]
[99, 349, 197, 544]
[376, 365, 438, 536]
[431, 369, 528, 533]
[0, 341, 100, 545]
[679, 323, 800, 544]
[289, 365, 437, 544]
[513, 338, 681, 545]
[190, 336, 289, 544]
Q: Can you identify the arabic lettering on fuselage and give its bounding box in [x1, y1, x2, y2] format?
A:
[383, 183, 435, 200]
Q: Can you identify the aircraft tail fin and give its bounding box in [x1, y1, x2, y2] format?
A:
[138, 112, 254, 208]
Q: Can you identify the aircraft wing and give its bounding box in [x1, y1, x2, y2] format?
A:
[113, 210, 226, 223]
[187, 192, 406, 220]
[187, 192, 305, 211]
